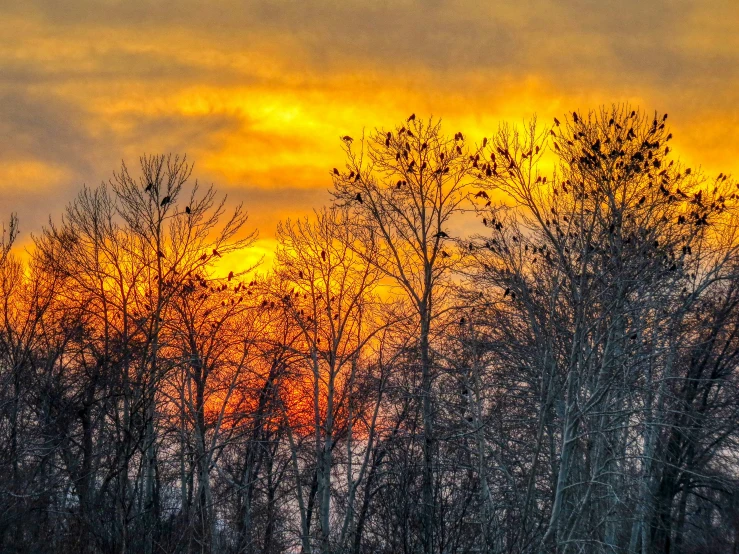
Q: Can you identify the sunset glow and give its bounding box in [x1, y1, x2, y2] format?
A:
[3, 3, 739, 553]
[2, 1, 737, 255]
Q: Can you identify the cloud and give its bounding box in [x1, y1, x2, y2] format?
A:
[0, 0, 737, 244]
[0, 89, 97, 172]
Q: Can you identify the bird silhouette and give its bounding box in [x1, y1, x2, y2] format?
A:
[228, 271, 234, 281]
[434, 231, 448, 238]
[160, 196, 170, 206]
[407, 113, 416, 122]
[321, 250, 326, 261]
[554, 117, 560, 126]
[333, 168, 340, 176]
[212, 249, 221, 257]
[145, 183, 153, 192]
[185, 206, 191, 214]
[475, 190, 489, 199]
[342, 135, 353, 143]
[355, 193, 363, 203]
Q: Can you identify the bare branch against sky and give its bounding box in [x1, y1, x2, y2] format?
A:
[1, 3, 739, 553]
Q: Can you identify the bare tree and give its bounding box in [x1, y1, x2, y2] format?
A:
[272, 206, 386, 553]
[463, 105, 739, 553]
[332, 118, 476, 554]
[2, 110, 739, 554]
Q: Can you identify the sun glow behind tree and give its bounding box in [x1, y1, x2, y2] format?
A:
[2, 107, 739, 554]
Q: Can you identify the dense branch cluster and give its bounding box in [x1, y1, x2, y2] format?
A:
[1, 106, 738, 554]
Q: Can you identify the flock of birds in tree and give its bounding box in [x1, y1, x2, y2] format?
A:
[132, 111, 735, 329]
[468, 110, 737, 304]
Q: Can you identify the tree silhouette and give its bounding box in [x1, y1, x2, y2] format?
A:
[1, 109, 738, 554]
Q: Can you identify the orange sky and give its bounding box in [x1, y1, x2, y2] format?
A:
[1, 0, 738, 269]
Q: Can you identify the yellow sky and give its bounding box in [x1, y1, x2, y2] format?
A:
[1, 0, 737, 270]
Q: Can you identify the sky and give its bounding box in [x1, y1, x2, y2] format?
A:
[1, 0, 738, 266]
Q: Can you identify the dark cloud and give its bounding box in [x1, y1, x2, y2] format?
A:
[0, 0, 737, 241]
[116, 112, 243, 160]
[8, 0, 736, 85]
[0, 89, 98, 173]
[0, 88, 244, 234]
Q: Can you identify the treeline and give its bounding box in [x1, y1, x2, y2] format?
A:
[1, 105, 739, 554]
